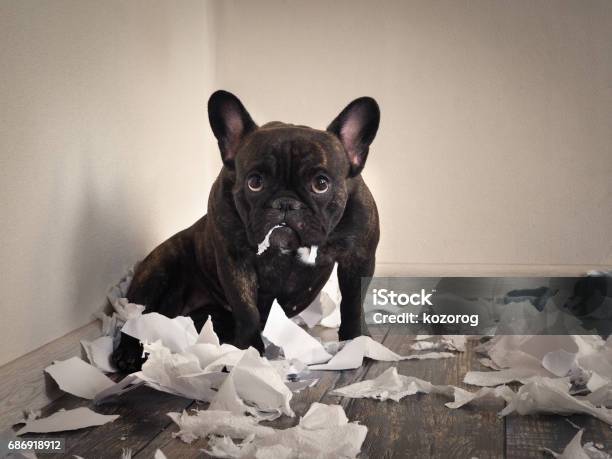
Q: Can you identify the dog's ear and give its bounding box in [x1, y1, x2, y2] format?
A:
[327, 97, 380, 177]
[208, 90, 257, 168]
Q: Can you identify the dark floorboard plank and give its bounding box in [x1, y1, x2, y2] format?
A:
[338, 334, 506, 459]
[14, 393, 101, 456]
[15, 386, 195, 459]
[505, 413, 612, 458]
[64, 387, 194, 458]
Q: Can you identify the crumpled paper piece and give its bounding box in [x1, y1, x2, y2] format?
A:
[585, 382, 612, 408]
[464, 333, 612, 429]
[167, 409, 274, 444]
[96, 262, 342, 376]
[309, 336, 454, 371]
[500, 377, 612, 425]
[464, 368, 548, 387]
[197, 403, 367, 459]
[99, 317, 294, 419]
[45, 357, 115, 399]
[121, 312, 198, 354]
[102, 267, 144, 328]
[409, 336, 467, 352]
[81, 336, 116, 373]
[262, 300, 332, 365]
[296, 245, 318, 265]
[331, 367, 515, 408]
[542, 429, 611, 459]
[334, 367, 612, 425]
[332, 366, 612, 427]
[297, 263, 342, 329]
[94, 374, 145, 404]
[83, 267, 144, 372]
[133, 340, 221, 401]
[229, 348, 294, 418]
[331, 367, 438, 401]
[467, 335, 612, 390]
[15, 407, 119, 435]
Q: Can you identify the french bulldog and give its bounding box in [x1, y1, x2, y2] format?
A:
[111, 90, 380, 372]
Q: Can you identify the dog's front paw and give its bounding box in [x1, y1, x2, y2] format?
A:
[250, 333, 265, 355]
[231, 332, 266, 355]
[111, 332, 145, 373]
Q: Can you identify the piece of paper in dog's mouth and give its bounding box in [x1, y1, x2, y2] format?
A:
[256, 224, 318, 264]
[257, 225, 284, 255]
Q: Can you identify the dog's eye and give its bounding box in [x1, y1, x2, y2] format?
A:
[247, 174, 264, 192]
[311, 175, 330, 194]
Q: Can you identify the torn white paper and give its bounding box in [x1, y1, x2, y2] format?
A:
[403, 352, 456, 361]
[297, 263, 341, 328]
[168, 410, 274, 444]
[542, 349, 577, 378]
[154, 449, 168, 459]
[464, 368, 549, 387]
[257, 225, 283, 255]
[198, 403, 367, 459]
[585, 383, 612, 408]
[410, 336, 467, 353]
[446, 385, 516, 409]
[121, 312, 198, 353]
[209, 374, 252, 415]
[134, 341, 220, 401]
[183, 318, 245, 371]
[296, 246, 318, 265]
[110, 298, 145, 323]
[331, 367, 434, 401]
[309, 336, 454, 371]
[500, 377, 612, 425]
[16, 407, 119, 435]
[106, 267, 134, 308]
[410, 341, 439, 351]
[81, 336, 116, 373]
[94, 374, 145, 404]
[198, 345, 246, 373]
[120, 316, 293, 416]
[309, 336, 399, 370]
[230, 348, 294, 418]
[209, 373, 280, 421]
[442, 336, 468, 352]
[587, 372, 609, 393]
[262, 301, 332, 365]
[45, 357, 115, 399]
[197, 316, 220, 346]
[542, 429, 611, 459]
[331, 367, 515, 409]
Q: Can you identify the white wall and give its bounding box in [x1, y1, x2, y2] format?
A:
[0, 0, 217, 365]
[214, 0, 612, 275]
[2, 0, 611, 365]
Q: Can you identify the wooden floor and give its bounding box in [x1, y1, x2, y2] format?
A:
[15, 327, 612, 458]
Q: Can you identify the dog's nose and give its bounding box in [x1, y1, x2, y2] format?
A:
[271, 197, 304, 211]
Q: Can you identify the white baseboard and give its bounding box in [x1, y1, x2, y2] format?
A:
[374, 263, 611, 277]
